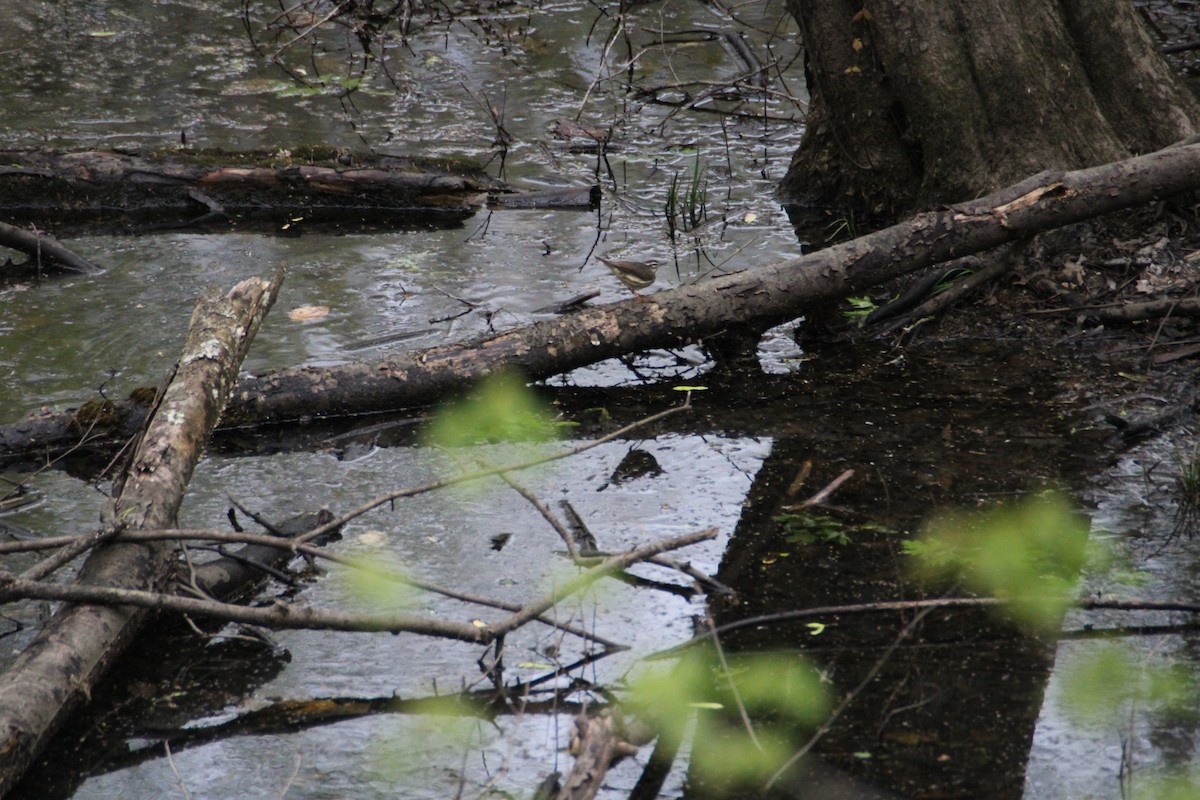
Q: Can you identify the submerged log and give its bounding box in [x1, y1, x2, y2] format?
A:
[185, 508, 342, 606]
[0, 273, 280, 796]
[0, 148, 596, 233]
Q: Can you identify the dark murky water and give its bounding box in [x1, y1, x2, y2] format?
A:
[3, 1, 1199, 798]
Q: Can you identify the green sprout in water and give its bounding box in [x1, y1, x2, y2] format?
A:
[931, 266, 974, 295]
[665, 152, 707, 239]
[1171, 442, 1200, 539]
[776, 511, 851, 546]
[824, 211, 858, 242]
[842, 296, 878, 325]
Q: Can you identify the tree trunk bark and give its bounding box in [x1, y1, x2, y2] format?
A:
[0, 273, 280, 797]
[781, 0, 1200, 214]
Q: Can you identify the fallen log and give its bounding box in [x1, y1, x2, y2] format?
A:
[559, 710, 641, 800]
[5, 140, 1200, 463]
[196, 140, 1200, 424]
[0, 148, 596, 234]
[0, 272, 280, 797]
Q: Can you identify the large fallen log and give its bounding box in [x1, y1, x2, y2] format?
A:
[215, 139, 1200, 421]
[0, 148, 596, 234]
[4, 140, 1200, 464]
[0, 273, 280, 797]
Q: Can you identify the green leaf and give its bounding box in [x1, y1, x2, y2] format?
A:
[424, 371, 558, 448]
[911, 492, 1090, 631]
[625, 651, 830, 787]
[841, 295, 877, 322]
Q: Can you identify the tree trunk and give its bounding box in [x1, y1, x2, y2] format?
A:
[781, 0, 1200, 215]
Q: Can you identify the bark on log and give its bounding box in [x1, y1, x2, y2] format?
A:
[558, 711, 639, 800]
[0, 273, 280, 797]
[0, 148, 594, 233]
[4, 140, 1200, 465]
[216, 140, 1200, 423]
[1082, 296, 1200, 324]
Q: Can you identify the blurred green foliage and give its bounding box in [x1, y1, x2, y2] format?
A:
[424, 371, 559, 448]
[1059, 641, 1198, 729]
[626, 650, 830, 786]
[342, 551, 415, 610]
[909, 492, 1089, 631]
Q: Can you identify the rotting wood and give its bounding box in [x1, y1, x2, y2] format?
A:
[558, 710, 641, 800]
[0, 271, 281, 797]
[7, 141, 1200, 464]
[0, 148, 596, 233]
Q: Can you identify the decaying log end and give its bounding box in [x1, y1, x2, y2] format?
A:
[558, 709, 642, 800]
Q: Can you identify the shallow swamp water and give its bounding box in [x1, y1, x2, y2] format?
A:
[3, 1, 1200, 798]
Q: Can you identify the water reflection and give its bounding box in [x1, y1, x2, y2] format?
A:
[1, 1, 1171, 798]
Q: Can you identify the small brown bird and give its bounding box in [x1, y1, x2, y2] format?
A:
[598, 256, 662, 297]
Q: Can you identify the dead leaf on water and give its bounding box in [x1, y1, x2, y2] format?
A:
[288, 305, 330, 322]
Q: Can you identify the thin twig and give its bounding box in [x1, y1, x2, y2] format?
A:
[0, 527, 625, 650]
[0, 530, 714, 643]
[488, 527, 719, 638]
[163, 740, 193, 800]
[286, 402, 691, 549]
[799, 469, 854, 508]
[764, 605, 936, 790]
[494, 470, 579, 559]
